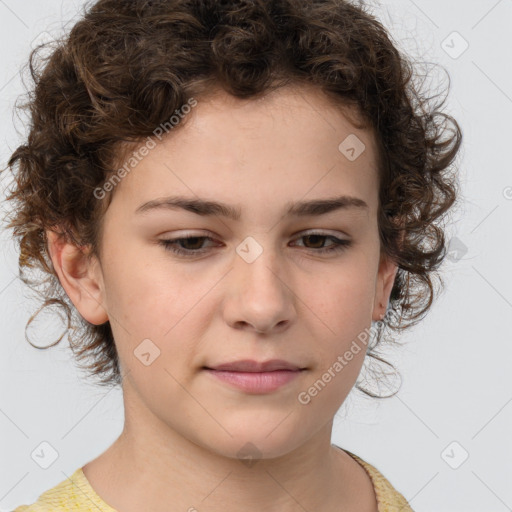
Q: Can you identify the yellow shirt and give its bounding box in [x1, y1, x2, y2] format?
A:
[14, 449, 413, 511]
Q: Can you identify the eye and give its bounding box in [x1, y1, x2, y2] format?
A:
[158, 235, 218, 256]
[292, 233, 352, 254]
[158, 232, 352, 257]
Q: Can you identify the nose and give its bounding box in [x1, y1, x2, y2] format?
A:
[222, 242, 297, 335]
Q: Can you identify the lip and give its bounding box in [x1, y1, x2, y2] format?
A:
[203, 359, 306, 394]
[205, 359, 304, 372]
[204, 369, 304, 393]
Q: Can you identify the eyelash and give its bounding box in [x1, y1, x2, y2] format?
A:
[158, 233, 352, 257]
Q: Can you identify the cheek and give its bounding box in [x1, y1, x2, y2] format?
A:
[102, 255, 216, 370]
[301, 258, 376, 383]
[299, 279, 373, 416]
[101, 246, 190, 329]
[308, 262, 375, 333]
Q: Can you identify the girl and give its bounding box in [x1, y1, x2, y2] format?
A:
[5, 0, 461, 510]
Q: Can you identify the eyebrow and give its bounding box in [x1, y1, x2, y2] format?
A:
[135, 194, 369, 220]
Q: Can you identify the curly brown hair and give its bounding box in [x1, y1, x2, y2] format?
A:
[2, 0, 462, 398]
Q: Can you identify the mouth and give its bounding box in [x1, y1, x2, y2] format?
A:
[202, 367, 306, 394]
[204, 359, 306, 373]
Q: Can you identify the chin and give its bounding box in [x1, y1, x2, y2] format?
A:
[197, 427, 310, 464]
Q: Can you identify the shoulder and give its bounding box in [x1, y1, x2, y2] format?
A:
[342, 448, 415, 512]
[12, 467, 114, 512]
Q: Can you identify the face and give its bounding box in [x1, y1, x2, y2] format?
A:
[49, 85, 397, 460]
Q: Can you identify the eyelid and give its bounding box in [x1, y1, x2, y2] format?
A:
[298, 228, 349, 238]
[162, 228, 349, 239]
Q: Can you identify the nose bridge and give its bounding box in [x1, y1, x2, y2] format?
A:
[235, 234, 283, 294]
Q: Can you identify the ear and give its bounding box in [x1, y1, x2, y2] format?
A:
[372, 251, 398, 322]
[45, 229, 109, 325]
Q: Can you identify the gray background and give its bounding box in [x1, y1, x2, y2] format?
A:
[1, 1, 511, 511]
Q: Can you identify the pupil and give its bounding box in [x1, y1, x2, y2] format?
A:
[306, 235, 324, 248]
[183, 237, 203, 250]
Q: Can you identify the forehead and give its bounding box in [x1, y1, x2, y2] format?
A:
[182, 84, 372, 150]
[108, 84, 380, 215]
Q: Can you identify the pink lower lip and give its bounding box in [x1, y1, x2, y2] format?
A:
[204, 369, 303, 393]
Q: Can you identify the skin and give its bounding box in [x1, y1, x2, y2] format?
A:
[46, 84, 397, 512]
